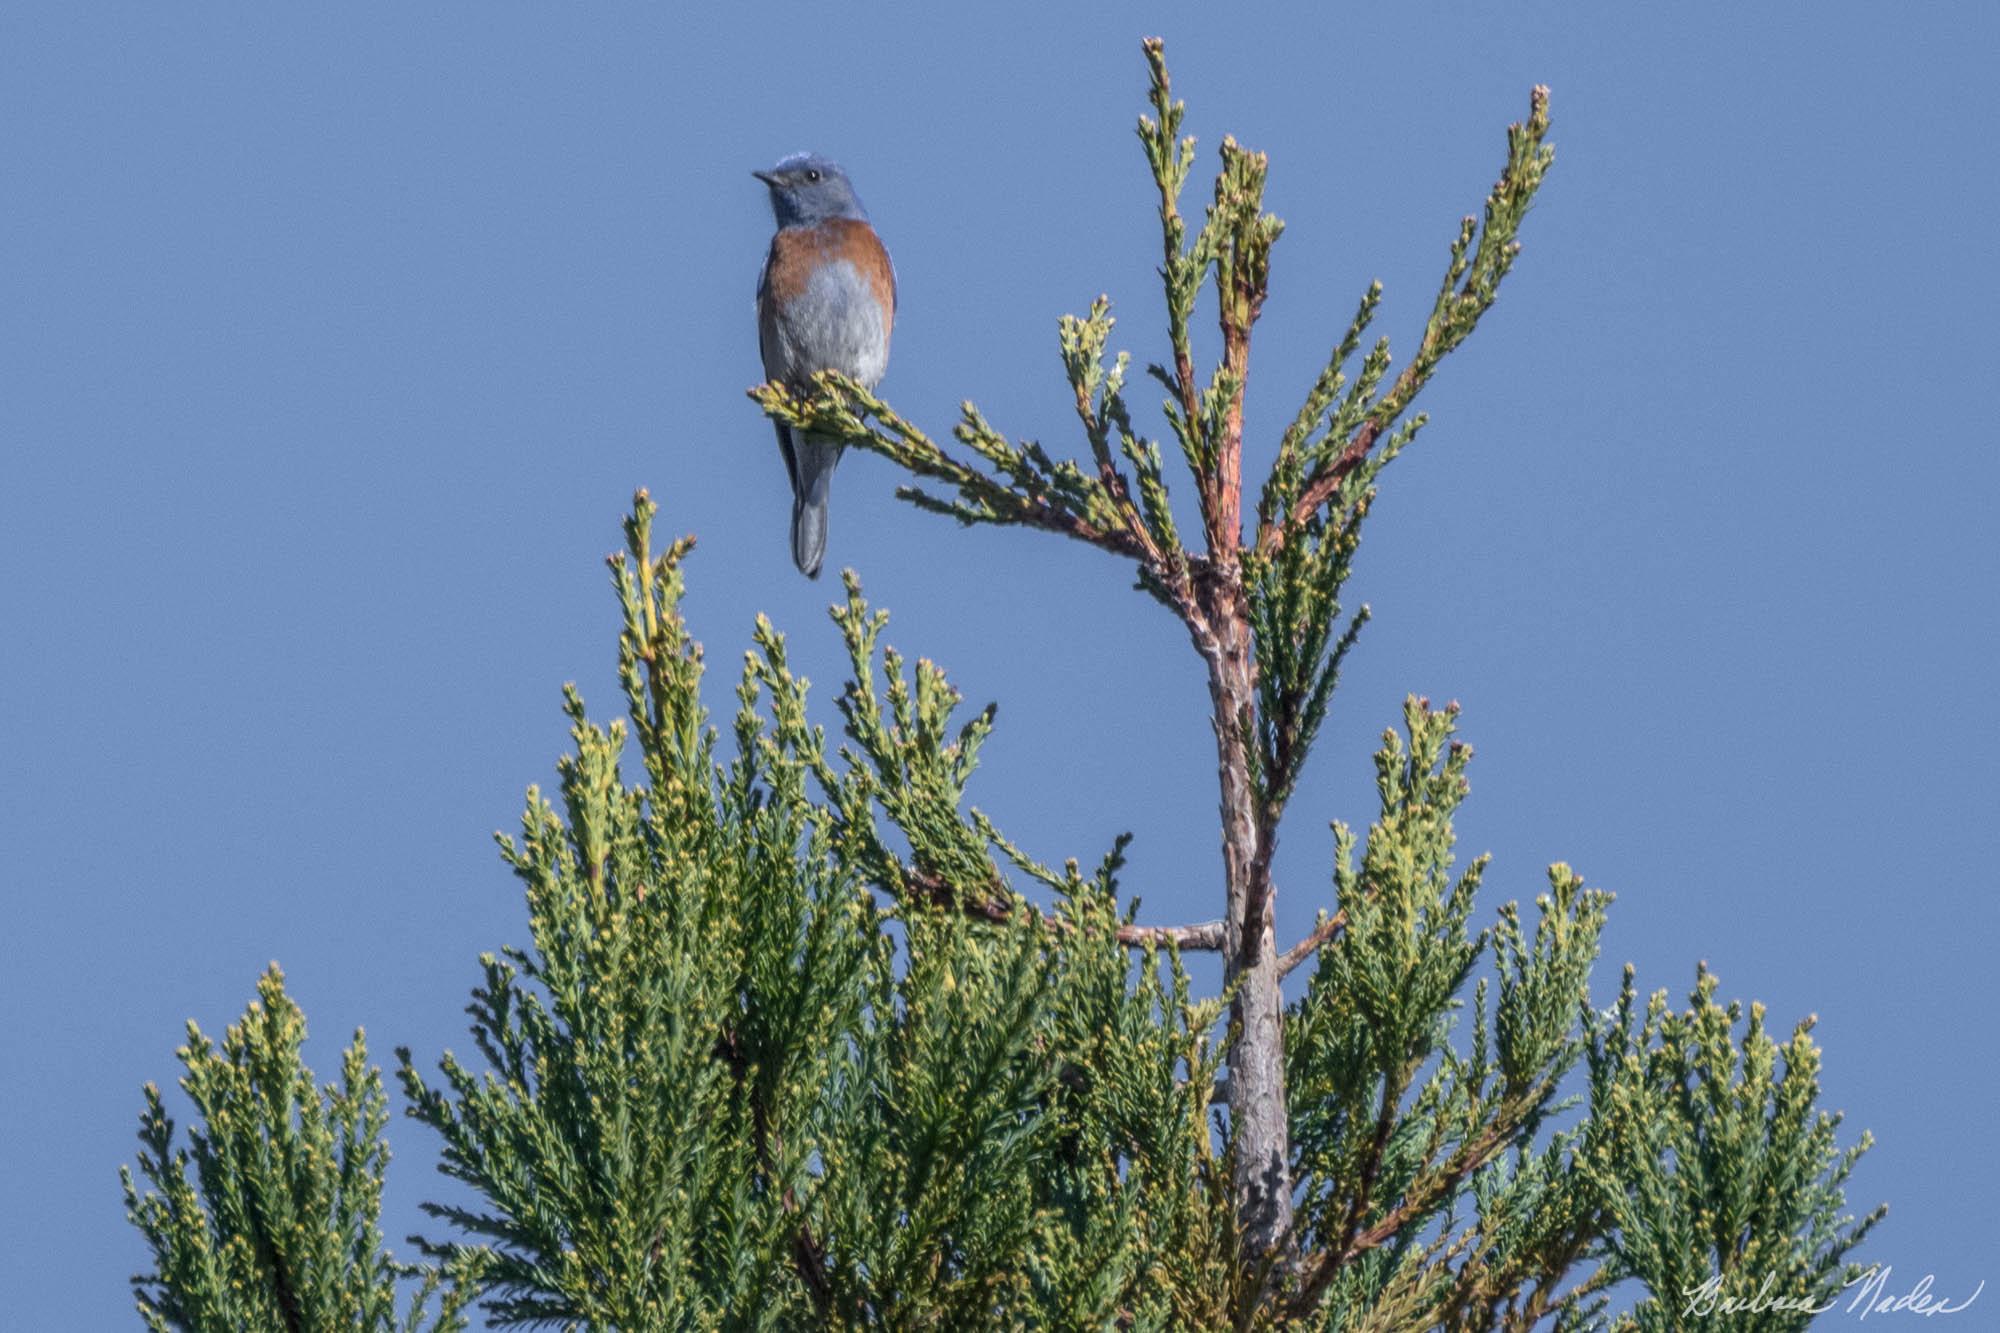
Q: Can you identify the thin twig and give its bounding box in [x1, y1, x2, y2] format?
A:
[893, 871, 1224, 952]
[1118, 919, 1227, 951]
[1276, 910, 1346, 978]
[1263, 405, 1397, 556]
[1289, 1084, 1551, 1317]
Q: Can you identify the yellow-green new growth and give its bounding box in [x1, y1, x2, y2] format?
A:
[121, 965, 481, 1331]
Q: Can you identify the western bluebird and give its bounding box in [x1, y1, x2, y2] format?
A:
[754, 153, 896, 578]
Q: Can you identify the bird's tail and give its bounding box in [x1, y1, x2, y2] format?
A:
[789, 435, 843, 579]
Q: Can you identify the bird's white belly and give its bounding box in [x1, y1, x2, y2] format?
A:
[772, 259, 890, 389]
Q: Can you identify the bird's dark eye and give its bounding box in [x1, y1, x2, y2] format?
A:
[805, 169, 821, 183]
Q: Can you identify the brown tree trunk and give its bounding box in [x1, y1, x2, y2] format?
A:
[1201, 586, 1294, 1263]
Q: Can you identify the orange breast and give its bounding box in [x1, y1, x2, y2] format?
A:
[764, 219, 895, 335]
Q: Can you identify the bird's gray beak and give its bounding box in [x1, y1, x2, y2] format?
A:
[752, 170, 779, 187]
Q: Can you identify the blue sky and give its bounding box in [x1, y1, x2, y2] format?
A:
[4, 4, 1995, 1324]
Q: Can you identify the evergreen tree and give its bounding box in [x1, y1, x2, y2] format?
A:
[126, 39, 1882, 1330]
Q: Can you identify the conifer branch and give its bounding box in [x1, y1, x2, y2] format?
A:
[753, 376, 1153, 561]
[1137, 35, 1206, 489]
[122, 967, 481, 1332]
[1062, 299, 1168, 567]
[1260, 85, 1553, 556]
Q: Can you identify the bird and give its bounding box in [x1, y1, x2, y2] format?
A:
[754, 153, 896, 578]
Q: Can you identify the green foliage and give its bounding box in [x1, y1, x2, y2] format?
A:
[392, 512, 844, 1327]
[376, 500, 1876, 1328]
[392, 495, 1235, 1328]
[1588, 968, 1885, 1332]
[121, 965, 479, 1332]
[1280, 703, 1613, 1328]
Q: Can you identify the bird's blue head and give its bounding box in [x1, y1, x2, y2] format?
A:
[754, 153, 868, 228]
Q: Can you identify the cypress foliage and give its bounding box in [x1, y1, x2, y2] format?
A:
[390, 499, 1240, 1327]
[1584, 968, 1885, 1331]
[120, 966, 480, 1331]
[126, 39, 1882, 1331]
